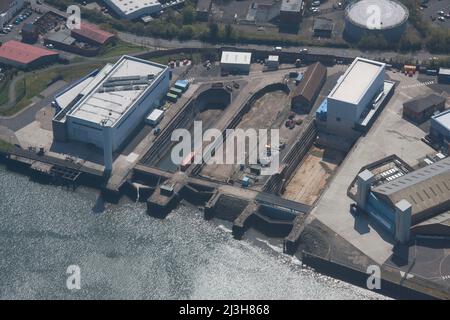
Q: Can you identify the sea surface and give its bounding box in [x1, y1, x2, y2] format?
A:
[0, 166, 387, 299]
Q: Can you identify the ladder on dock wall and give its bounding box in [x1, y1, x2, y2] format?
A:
[49, 165, 81, 189]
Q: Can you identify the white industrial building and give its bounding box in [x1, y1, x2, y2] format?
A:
[104, 0, 162, 20]
[430, 109, 450, 144]
[220, 51, 252, 74]
[0, 0, 25, 28]
[315, 57, 395, 151]
[52, 55, 169, 159]
[326, 57, 385, 136]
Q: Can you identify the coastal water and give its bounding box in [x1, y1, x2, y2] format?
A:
[0, 166, 387, 299]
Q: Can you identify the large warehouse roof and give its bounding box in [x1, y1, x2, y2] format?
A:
[107, 0, 161, 16]
[404, 93, 446, 114]
[221, 51, 252, 65]
[66, 56, 167, 127]
[372, 157, 450, 219]
[328, 57, 385, 105]
[0, 40, 58, 65]
[433, 109, 450, 129]
[71, 23, 115, 45]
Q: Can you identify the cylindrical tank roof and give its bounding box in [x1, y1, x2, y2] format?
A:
[346, 0, 409, 30]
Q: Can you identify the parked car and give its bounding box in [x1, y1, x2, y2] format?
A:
[312, 1, 321, 6]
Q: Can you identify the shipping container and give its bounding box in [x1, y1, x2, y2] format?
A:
[403, 65, 416, 74]
[146, 109, 164, 126]
[170, 87, 183, 97]
[175, 79, 189, 91]
[166, 93, 177, 102]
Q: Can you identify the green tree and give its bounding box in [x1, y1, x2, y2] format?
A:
[357, 34, 389, 50]
[426, 28, 450, 53]
[179, 25, 194, 40]
[182, 6, 195, 25]
[399, 32, 422, 52]
[208, 22, 219, 39]
[224, 24, 234, 40]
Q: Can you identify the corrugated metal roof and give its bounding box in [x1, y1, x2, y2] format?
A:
[292, 62, 327, 104]
[71, 23, 115, 45]
[372, 157, 450, 218]
[0, 40, 58, 65]
[403, 93, 445, 113]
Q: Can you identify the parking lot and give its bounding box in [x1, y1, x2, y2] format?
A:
[0, 7, 41, 42]
[421, 0, 450, 28]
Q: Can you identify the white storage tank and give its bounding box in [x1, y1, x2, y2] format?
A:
[344, 0, 409, 42]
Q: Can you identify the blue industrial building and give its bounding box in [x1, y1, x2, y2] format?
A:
[349, 156, 450, 242]
[430, 109, 450, 144]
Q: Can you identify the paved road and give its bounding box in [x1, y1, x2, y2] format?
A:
[31, 1, 449, 63]
[0, 89, 57, 131]
[116, 31, 449, 62]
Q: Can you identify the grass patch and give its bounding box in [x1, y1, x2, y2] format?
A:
[99, 40, 145, 58]
[0, 80, 10, 106]
[0, 71, 14, 106]
[0, 138, 12, 152]
[0, 62, 104, 117]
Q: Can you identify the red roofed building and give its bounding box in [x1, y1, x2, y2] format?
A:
[71, 23, 115, 46]
[0, 40, 59, 69]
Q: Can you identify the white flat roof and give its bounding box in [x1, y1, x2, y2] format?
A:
[67, 56, 167, 126]
[107, 0, 161, 15]
[147, 108, 164, 121]
[328, 57, 385, 105]
[221, 51, 252, 65]
[268, 55, 279, 61]
[439, 68, 450, 76]
[433, 110, 450, 129]
[55, 74, 96, 111]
